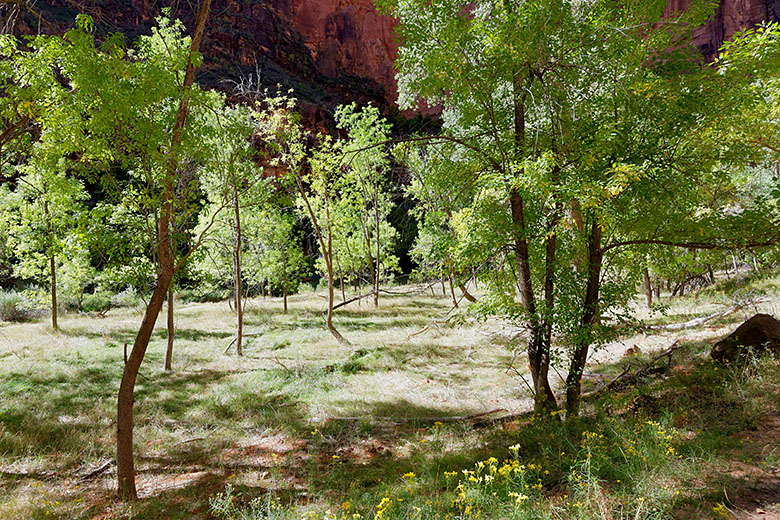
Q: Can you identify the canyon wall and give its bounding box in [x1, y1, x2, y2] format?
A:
[17, 0, 780, 115]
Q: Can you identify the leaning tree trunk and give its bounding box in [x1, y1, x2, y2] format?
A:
[164, 288, 174, 371]
[565, 219, 603, 418]
[116, 0, 212, 500]
[448, 271, 458, 308]
[295, 175, 348, 344]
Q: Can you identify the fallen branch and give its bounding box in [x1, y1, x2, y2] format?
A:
[79, 459, 115, 481]
[329, 290, 376, 312]
[407, 318, 444, 339]
[582, 340, 683, 400]
[313, 408, 509, 425]
[646, 298, 768, 331]
[173, 437, 205, 447]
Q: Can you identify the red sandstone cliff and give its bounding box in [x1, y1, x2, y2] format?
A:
[13, 0, 780, 115]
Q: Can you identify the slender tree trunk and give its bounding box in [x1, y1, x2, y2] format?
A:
[164, 289, 174, 371]
[116, 0, 212, 500]
[448, 271, 458, 308]
[374, 192, 380, 308]
[643, 267, 653, 308]
[458, 283, 477, 303]
[511, 73, 554, 411]
[296, 174, 348, 345]
[565, 219, 603, 418]
[233, 183, 243, 356]
[283, 258, 288, 314]
[325, 229, 347, 344]
[336, 256, 346, 302]
[50, 252, 58, 332]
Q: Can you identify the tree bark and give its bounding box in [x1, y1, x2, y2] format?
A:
[374, 190, 380, 308]
[233, 182, 243, 356]
[116, 0, 212, 500]
[643, 267, 653, 308]
[50, 252, 57, 332]
[164, 288, 174, 371]
[511, 73, 554, 412]
[565, 219, 603, 418]
[448, 271, 458, 308]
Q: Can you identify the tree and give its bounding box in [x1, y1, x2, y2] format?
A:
[383, 0, 778, 417]
[254, 96, 350, 344]
[335, 103, 397, 307]
[198, 104, 260, 356]
[0, 157, 88, 329]
[113, 2, 214, 499]
[248, 206, 307, 313]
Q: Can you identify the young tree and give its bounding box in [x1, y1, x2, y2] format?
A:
[0, 158, 88, 329]
[198, 104, 260, 356]
[254, 96, 350, 344]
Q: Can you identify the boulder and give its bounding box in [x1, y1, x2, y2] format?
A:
[711, 313, 780, 363]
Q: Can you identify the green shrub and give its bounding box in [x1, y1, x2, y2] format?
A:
[111, 287, 142, 308]
[81, 293, 111, 313]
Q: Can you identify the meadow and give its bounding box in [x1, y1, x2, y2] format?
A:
[0, 274, 779, 519]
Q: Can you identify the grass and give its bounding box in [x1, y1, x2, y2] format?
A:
[0, 277, 778, 519]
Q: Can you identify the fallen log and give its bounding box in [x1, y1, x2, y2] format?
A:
[646, 298, 768, 331]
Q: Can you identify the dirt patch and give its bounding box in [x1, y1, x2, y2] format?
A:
[136, 470, 212, 498]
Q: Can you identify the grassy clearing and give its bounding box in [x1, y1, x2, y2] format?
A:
[0, 275, 778, 519]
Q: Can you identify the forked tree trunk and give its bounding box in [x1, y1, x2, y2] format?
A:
[565, 219, 603, 418]
[164, 288, 174, 371]
[50, 252, 58, 332]
[116, 0, 212, 500]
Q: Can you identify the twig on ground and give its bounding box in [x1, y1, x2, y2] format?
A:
[272, 357, 292, 375]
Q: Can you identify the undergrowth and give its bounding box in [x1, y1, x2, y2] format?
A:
[211, 352, 780, 520]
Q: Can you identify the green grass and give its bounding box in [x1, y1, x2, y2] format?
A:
[0, 280, 778, 519]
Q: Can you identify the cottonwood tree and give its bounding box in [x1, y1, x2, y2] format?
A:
[382, 0, 778, 416]
[335, 103, 398, 307]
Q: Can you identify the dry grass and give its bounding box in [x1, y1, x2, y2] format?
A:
[0, 273, 778, 519]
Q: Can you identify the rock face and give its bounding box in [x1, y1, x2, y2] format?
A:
[666, 0, 780, 59]
[18, 0, 780, 113]
[711, 314, 780, 363]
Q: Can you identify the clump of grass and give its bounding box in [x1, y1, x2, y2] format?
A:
[0, 290, 34, 322]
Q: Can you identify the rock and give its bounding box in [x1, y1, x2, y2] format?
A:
[711, 314, 780, 363]
[23, 0, 779, 115]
